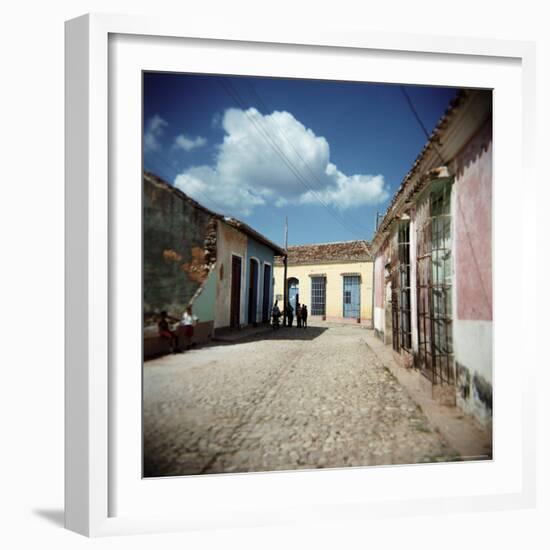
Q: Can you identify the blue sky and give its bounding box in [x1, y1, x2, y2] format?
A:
[143, 73, 458, 247]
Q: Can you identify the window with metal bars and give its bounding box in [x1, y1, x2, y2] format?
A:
[397, 222, 412, 350]
[310, 276, 326, 316]
[416, 180, 454, 385]
[391, 222, 412, 352]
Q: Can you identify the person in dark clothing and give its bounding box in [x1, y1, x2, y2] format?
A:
[296, 301, 302, 328]
[301, 304, 308, 328]
[286, 302, 294, 327]
[157, 310, 180, 353]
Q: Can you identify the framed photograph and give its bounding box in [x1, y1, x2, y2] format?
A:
[65, 13, 536, 537]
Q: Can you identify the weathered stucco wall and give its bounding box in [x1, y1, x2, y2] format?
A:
[274, 261, 373, 323]
[454, 119, 493, 322]
[214, 221, 247, 329]
[192, 268, 218, 324]
[454, 319, 493, 426]
[451, 119, 493, 427]
[143, 174, 216, 322]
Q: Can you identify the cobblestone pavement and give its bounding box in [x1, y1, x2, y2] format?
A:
[143, 322, 458, 477]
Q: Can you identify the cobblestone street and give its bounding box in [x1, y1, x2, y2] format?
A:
[143, 322, 460, 477]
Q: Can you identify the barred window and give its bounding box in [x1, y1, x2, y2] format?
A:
[310, 277, 326, 316]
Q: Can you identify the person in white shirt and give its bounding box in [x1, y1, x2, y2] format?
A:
[271, 300, 281, 329]
[181, 305, 198, 350]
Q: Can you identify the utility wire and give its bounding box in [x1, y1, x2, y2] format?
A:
[245, 80, 373, 236]
[219, 77, 365, 240]
[240, 81, 368, 239]
[146, 142, 285, 232]
[399, 86, 446, 165]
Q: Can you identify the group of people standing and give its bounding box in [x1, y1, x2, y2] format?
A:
[271, 300, 308, 329]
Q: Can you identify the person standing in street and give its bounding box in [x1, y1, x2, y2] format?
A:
[286, 302, 294, 327]
[271, 300, 281, 329]
[301, 304, 308, 329]
[296, 301, 302, 328]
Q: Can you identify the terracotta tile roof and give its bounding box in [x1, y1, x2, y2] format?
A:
[275, 240, 371, 266]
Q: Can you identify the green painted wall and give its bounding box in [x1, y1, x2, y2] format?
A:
[192, 268, 217, 323]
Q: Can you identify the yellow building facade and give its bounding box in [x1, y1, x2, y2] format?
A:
[273, 241, 373, 324]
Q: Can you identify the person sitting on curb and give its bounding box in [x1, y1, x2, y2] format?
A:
[181, 305, 199, 351]
[157, 310, 180, 353]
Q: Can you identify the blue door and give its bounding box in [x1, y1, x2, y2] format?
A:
[343, 276, 361, 318]
[248, 259, 259, 324]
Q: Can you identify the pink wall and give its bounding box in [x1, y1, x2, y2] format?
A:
[454, 120, 493, 321]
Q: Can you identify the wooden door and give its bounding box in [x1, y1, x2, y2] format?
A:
[230, 255, 242, 328]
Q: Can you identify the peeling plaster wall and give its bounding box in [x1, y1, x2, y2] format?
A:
[452, 119, 493, 426]
[454, 320, 493, 426]
[454, 119, 493, 322]
[192, 268, 218, 324]
[143, 175, 216, 321]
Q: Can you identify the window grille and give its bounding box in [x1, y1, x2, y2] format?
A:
[398, 222, 412, 350]
[416, 180, 454, 384]
[310, 277, 326, 316]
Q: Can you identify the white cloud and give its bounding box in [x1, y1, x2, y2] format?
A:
[174, 108, 389, 215]
[300, 163, 389, 210]
[174, 134, 207, 152]
[144, 115, 167, 153]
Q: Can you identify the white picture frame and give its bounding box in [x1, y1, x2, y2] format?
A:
[65, 13, 537, 537]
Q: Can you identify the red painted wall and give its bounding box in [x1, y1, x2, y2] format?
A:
[454, 119, 493, 321]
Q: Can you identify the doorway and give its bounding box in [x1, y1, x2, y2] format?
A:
[248, 258, 259, 324]
[343, 275, 361, 319]
[230, 255, 242, 328]
[287, 277, 299, 314]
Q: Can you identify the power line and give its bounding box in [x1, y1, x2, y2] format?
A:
[218, 77, 365, 240]
[245, 80, 372, 235]
[146, 141, 285, 233]
[399, 86, 446, 165]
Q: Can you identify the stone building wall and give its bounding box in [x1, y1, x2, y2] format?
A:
[143, 172, 217, 323]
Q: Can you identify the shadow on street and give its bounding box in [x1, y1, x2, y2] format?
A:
[210, 325, 328, 347]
